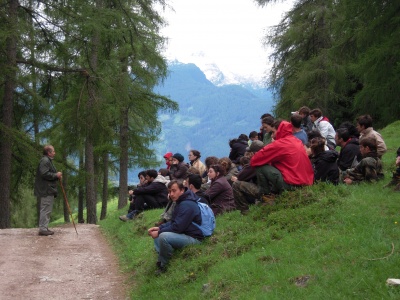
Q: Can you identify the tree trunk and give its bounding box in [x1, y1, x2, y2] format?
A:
[118, 107, 129, 209]
[62, 152, 70, 223]
[78, 149, 85, 223]
[0, 0, 18, 229]
[100, 152, 109, 220]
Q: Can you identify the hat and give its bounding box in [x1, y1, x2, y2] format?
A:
[172, 153, 184, 162]
[163, 152, 173, 159]
[246, 140, 264, 153]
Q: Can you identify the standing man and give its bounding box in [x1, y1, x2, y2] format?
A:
[34, 145, 62, 236]
[148, 180, 203, 275]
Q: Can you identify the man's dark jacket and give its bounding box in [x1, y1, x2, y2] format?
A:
[338, 138, 362, 171]
[34, 155, 59, 197]
[159, 190, 203, 241]
[134, 179, 168, 206]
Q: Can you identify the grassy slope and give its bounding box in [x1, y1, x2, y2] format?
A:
[99, 121, 400, 300]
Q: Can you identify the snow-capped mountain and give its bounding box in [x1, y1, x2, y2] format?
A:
[167, 52, 265, 88]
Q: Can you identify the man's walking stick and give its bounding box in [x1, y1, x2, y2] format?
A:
[59, 178, 78, 236]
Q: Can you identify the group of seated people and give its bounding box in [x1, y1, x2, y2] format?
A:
[119, 108, 398, 275]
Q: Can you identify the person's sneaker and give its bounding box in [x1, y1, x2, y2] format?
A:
[38, 230, 53, 236]
[261, 194, 276, 206]
[119, 215, 131, 222]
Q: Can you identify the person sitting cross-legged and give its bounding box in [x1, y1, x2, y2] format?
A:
[342, 137, 384, 185]
[148, 180, 204, 275]
[250, 120, 314, 204]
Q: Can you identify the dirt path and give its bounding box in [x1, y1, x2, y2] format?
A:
[0, 224, 129, 300]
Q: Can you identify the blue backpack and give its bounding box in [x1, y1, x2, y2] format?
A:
[192, 199, 216, 237]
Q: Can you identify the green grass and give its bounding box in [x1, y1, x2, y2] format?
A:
[89, 122, 400, 299]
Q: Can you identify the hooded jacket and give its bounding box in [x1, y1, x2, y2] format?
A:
[338, 138, 362, 171]
[250, 121, 314, 186]
[312, 150, 339, 184]
[159, 190, 203, 241]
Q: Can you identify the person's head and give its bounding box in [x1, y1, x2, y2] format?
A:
[145, 169, 158, 183]
[43, 145, 55, 159]
[359, 137, 377, 156]
[290, 113, 303, 129]
[309, 108, 323, 122]
[335, 128, 350, 147]
[208, 164, 223, 180]
[205, 156, 219, 170]
[246, 140, 264, 155]
[271, 119, 283, 139]
[167, 180, 185, 201]
[238, 133, 249, 141]
[338, 121, 359, 138]
[163, 152, 173, 164]
[261, 116, 275, 132]
[172, 153, 184, 164]
[307, 130, 323, 148]
[260, 113, 272, 120]
[187, 174, 202, 191]
[239, 156, 250, 167]
[138, 171, 147, 185]
[188, 149, 201, 162]
[298, 106, 310, 118]
[158, 168, 170, 177]
[249, 131, 258, 141]
[309, 137, 326, 156]
[187, 166, 200, 176]
[356, 114, 373, 132]
[218, 157, 232, 175]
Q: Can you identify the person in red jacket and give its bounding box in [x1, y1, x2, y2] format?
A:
[250, 120, 314, 204]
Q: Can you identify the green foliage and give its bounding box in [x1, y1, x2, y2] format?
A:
[265, 0, 400, 128]
[97, 122, 400, 299]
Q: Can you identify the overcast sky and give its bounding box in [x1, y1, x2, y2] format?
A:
[160, 0, 294, 80]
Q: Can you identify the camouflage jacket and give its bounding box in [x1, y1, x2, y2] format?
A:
[343, 152, 383, 183]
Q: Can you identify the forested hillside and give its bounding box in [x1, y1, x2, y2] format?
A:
[256, 0, 400, 128]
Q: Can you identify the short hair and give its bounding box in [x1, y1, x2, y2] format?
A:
[146, 169, 158, 179]
[272, 119, 282, 130]
[239, 156, 250, 166]
[309, 108, 322, 118]
[298, 106, 310, 116]
[310, 137, 326, 155]
[43, 145, 54, 155]
[262, 116, 275, 126]
[187, 166, 200, 175]
[158, 168, 170, 177]
[205, 156, 219, 169]
[290, 113, 303, 129]
[138, 171, 147, 179]
[339, 121, 359, 138]
[249, 131, 258, 139]
[238, 133, 249, 141]
[356, 114, 373, 129]
[360, 137, 377, 152]
[218, 157, 232, 175]
[187, 174, 202, 189]
[167, 180, 185, 190]
[209, 164, 224, 177]
[336, 128, 350, 142]
[260, 113, 272, 119]
[308, 130, 323, 140]
[190, 149, 201, 159]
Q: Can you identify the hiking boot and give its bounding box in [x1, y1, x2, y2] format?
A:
[261, 194, 275, 206]
[38, 230, 53, 236]
[119, 215, 131, 222]
[46, 229, 54, 235]
[384, 172, 400, 188]
[155, 265, 167, 276]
